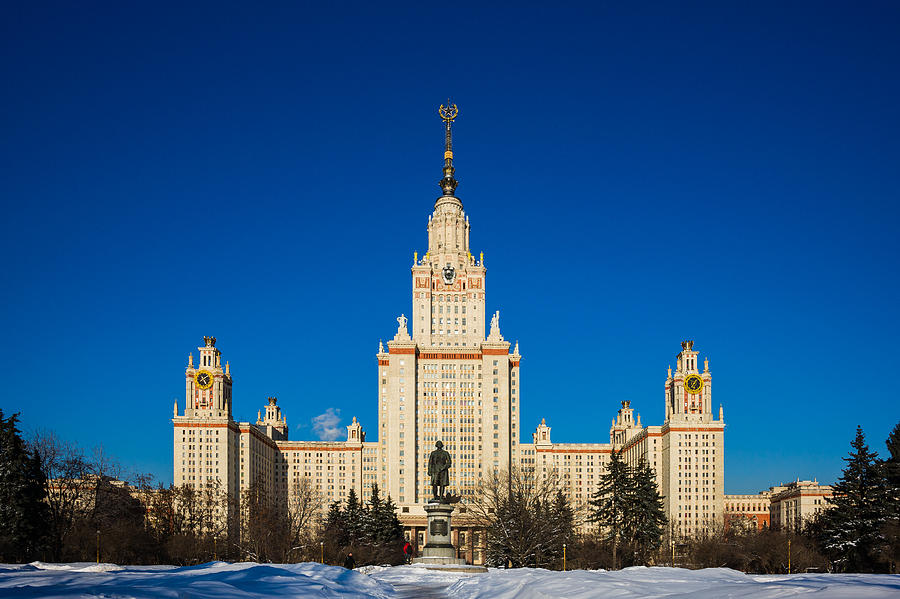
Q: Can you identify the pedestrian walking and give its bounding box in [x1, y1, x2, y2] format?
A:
[403, 541, 413, 564]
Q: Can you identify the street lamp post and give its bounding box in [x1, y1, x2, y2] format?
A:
[562, 543, 567, 571]
[320, 541, 324, 564]
[96, 530, 100, 564]
[788, 538, 792, 574]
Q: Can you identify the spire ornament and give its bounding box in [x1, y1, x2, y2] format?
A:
[438, 101, 459, 196]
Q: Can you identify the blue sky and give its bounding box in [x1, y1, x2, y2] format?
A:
[1, 2, 898, 494]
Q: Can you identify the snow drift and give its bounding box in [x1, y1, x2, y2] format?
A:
[2, 561, 899, 598]
[0, 561, 394, 599]
[440, 565, 900, 599]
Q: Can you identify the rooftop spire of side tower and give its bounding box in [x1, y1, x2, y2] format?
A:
[438, 101, 459, 197]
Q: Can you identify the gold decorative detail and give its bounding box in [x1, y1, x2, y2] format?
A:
[195, 369, 214, 390]
[414, 251, 418, 264]
[684, 374, 704, 394]
[439, 103, 459, 122]
[444, 150, 453, 159]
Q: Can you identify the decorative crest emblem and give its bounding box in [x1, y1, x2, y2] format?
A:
[442, 263, 456, 284]
[439, 102, 458, 123]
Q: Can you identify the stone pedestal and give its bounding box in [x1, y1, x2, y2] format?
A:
[413, 501, 467, 566]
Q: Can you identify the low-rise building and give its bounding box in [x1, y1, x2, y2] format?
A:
[769, 480, 833, 531]
[724, 492, 772, 532]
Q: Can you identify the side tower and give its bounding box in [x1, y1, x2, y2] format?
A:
[377, 104, 522, 515]
[183, 336, 232, 419]
[172, 336, 240, 505]
[659, 340, 725, 537]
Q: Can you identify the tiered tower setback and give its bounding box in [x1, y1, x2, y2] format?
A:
[171, 105, 730, 562]
[377, 103, 521, 517]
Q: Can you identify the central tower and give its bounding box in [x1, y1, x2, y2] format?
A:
[376, 104, 522, 513]
[411, 103, 485, 348]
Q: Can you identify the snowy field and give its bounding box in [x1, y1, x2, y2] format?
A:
[369, 564, 900, 598]
[0, 561, 393, 599]
[1, 561, 899, 598]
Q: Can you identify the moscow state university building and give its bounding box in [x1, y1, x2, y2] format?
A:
[173, 109, 726, 559]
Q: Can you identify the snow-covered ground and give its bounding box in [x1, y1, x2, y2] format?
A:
[429, 565, 900, 599]
[0, 561, 393, 599]
[1, 561, 899, 598]
[368, 564, 900, 598]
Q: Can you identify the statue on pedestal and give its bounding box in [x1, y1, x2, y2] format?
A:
[427, 440, 451, 501]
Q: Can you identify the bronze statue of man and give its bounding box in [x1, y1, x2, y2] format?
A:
[427, 440, 451, 500]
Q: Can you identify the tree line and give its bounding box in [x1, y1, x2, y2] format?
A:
[0, 409, 406, 565]
[469, 456, 664, 569]
[2, 406, 898, 572]
[322, 486, 405, 565]
[638, 423, 900, 574]
[466, 422, 900, 573]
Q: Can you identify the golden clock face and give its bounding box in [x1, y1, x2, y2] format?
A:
[195, 370, 214, 390]
[685, 374, 704, 394]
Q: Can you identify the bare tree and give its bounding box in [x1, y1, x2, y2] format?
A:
[467, 466, 576, 567]
[236, 480, 288, 562]
[30, 430, 91, 561]
[284, 476, 323, 561]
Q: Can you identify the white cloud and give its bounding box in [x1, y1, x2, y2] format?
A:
[311, 408, 343, 441]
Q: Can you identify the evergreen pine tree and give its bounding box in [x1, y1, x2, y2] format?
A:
[343, 488, 365, 545]
[0, 409, 50, 562]
[626, 459, 667, 562]
[364, 484, 383, 543]
[363, 484, 402, 547]
[377, 494, 404, 546]
[884, 422, 900, 507]
[821, 426, 888, 572]
[548, 489, 575, 565]
[531, 496, 547, 566]
[882, 421, 900, 571]
[589, 449, 631, 569]
[323, 501, 347, 548]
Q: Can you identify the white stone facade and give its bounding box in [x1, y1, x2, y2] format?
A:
[526, 344, 726, 538]
[172, 113, 729, 548]
[724, 480, 833, 533]
[768, 480, 833, 531]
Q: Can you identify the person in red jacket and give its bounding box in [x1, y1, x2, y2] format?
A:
[403, 541, 413, 564]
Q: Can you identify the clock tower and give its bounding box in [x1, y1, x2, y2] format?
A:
[183, 335, 233, 419]
[660, 340, 725, 536]
[665, 339, 713, 422]
[173, 335, 240, 526]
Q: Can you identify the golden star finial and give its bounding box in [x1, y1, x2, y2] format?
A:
[439, 101, 458, 122]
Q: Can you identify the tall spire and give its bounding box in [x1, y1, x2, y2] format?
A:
[438, 101, 459, 196]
